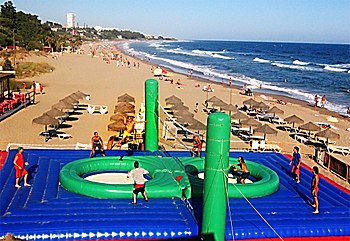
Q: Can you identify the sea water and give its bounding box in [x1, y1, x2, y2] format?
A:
[120, 40, 350, 115]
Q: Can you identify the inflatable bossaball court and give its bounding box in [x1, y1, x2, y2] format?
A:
[1, 79, 349, 241]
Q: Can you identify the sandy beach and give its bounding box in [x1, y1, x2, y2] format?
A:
[0, 41, 349, 188]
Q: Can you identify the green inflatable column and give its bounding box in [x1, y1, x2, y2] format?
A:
[202, 112, 231, 241]
[145, 79, 159, 151]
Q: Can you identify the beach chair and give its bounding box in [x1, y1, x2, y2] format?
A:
[265, 144, 281, 152]
[87, 104, 95, 114]
[295, 134, 308, 144]
[87, 104, 108, 114]
[327, 145, 350, 156]
[57, 133, 72, 140]
[250, 140, 259, 151]
[99, 106, 108, 114]
[75, 142, 90, 150]
[259, 140, 266, 151]
[162, 121, 178, 140]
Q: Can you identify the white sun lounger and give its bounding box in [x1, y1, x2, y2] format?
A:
[327, 145, 350, 156]
[87, 104, 108, 114]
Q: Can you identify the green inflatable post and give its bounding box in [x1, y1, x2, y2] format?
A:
[202, 112, 231, 241]
[145, 79, 159, 151]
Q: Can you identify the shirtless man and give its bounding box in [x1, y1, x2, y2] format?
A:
[191, 135, 202, 158]
[230, 156, 250, 184]
[89, 131, 105, 158]
[311, 166, 320, 214]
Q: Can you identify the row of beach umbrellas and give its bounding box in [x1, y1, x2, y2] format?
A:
[169, 94, 341, 144]
[165, 95, 206, 131]
[108, 93, 135, 132]
[32, 91, 89, 134]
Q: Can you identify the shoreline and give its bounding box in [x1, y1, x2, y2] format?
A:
[116, 41, 349, 122]
[117, 40, 350, 117]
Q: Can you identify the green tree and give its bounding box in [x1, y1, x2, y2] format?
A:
[0, 1, 16, 28]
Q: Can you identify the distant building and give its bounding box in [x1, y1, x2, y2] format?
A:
[67, 13, 76, 28]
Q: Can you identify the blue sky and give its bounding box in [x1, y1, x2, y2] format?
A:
[5, 0, 350, 43]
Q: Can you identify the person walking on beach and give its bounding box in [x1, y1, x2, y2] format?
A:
[89, 131, 106, 158]
[32, 81, 36, 94]
[13, 147, 31, 188]
[128, 161, 149, 205]
[191, 135, 202, 158]
[290, 146, 301, 183]
[314, 95, 318, 107]
[311, 166, 320, 214]
[194, 102, 199, 113]
[321, 95, 326, 108]
[39, 83, 43, 94]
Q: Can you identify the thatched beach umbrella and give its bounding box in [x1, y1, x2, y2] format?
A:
[207, 96, 223, 103]
[117, 93, 135, 103]
[231, 111, 248, 124]
[45, 108, 66, 118]
[33, 113, 59, 131]
[187, 120, 207, 131]
[75, 90, 90, 99]
[284, 115, 304, 128]
[254, 101, 269, 110]
[212, 100, 228, 108]
[68, 93, 81, 101]
[169, 104, 190, 111]
[108, 121, 125, 132]
[254, 124, 277, 140]
[267, 106, 284, 118]
[315, 129, 340, 144]
[53, 101, 74, 110]
[60, 96, 79, 105]
[221, 104, 238, 112]
[165, 95, 182, 103]
[166, 98, 184, 105]
[115, 102, 135, 110]
[173, 110, 194, 118]
[110, 113, 127, 122]
[176, 116, 197, 124]
[240, 118, 261, 132]
[114, 107, 136, 114]
[243, 98, 259, 107]
[299, 122, 321, 136]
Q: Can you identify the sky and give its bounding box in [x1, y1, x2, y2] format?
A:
[4, 0, 350, 44]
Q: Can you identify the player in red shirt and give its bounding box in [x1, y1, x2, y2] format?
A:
[13, 147, 31, 188]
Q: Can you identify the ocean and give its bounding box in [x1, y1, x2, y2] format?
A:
[119, 40, 350, 115]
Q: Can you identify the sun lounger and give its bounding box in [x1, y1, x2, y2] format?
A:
[327, 145, 350, 156]
[40, 130, 71, 142]
[270, 118, 287, 125]
[295, 134, 309, 144]
[57, 133, 72, 140]
[256, 113, 275, 122]
[265, 144, 281, 152]
[87, 104, 108, 114]
[162, 121, 178, 140]
[251, 140, 260, 151]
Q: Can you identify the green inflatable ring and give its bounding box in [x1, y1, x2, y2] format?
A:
[181, 157, 279, 198]
[59, 156, 191, 199]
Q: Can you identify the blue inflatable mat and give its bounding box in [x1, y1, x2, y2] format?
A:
[0, 149, 349, 240]
[0, 149, 198, 240]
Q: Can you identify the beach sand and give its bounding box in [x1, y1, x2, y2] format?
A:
[0, 41, 349, 188]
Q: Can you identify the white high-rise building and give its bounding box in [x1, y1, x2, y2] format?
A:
[66, 13, 76, 28]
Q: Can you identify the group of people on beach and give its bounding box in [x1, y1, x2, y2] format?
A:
[314, 94, 327, 108]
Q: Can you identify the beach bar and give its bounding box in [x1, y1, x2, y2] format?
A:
[0, 72, 35, 121]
